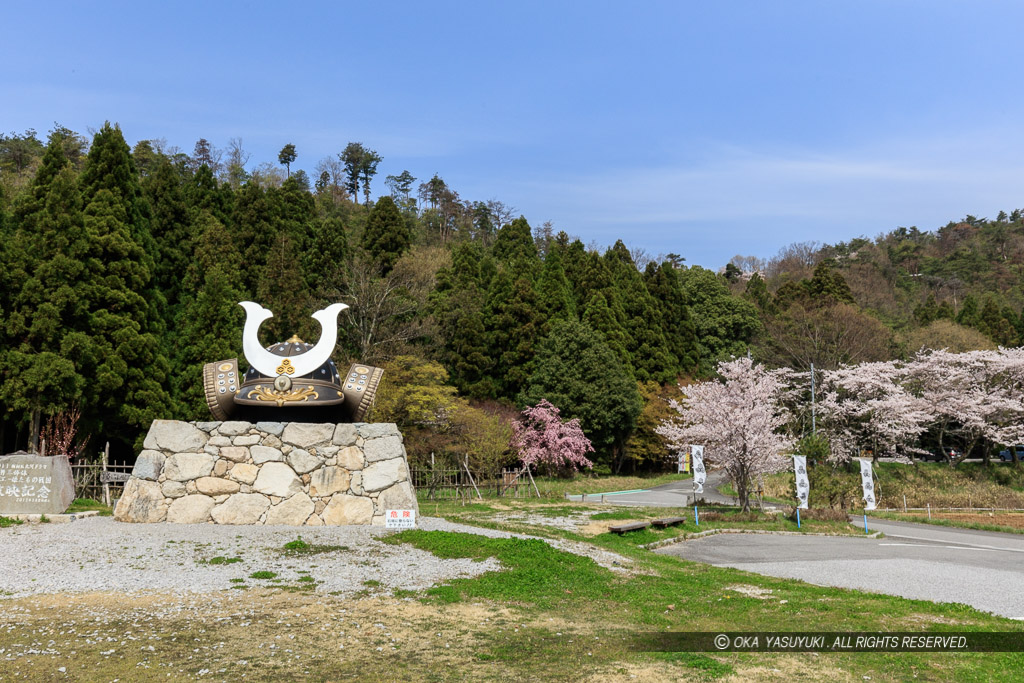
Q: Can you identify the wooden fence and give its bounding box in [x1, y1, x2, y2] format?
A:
[411, 464, 539, 500]
[71, 458, 133, 505]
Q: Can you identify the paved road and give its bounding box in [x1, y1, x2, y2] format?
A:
[566, 471, 740, 507]
[657, 517, 1024, 619]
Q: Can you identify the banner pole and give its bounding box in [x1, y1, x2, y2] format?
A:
[863, 514, 868, 534]
[796, 507, 801, 529]
[694, 505, 699, 526]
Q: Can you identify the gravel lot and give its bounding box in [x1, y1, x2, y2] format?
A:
[0, 517, 630, 599]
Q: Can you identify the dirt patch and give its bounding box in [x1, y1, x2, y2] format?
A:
[578, 519, 649, 537]
[727, 655, 859, 682]
[902, 512, 1024, 529]
[726, 584, 775, 600]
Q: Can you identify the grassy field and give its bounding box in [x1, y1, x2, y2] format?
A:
[868, 509, 1024, 535]
[438, 471, 694, 501]
[2, 496, 1022, 680]
[760, 462, 1024, 511]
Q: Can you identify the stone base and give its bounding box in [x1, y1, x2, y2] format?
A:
[114, 420, 418, 526]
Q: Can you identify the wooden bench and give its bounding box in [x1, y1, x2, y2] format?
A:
[651, 517, 687, 528]
[608, 521, 651, 534]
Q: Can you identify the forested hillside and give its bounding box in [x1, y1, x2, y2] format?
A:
[1, 124, 1021, 471]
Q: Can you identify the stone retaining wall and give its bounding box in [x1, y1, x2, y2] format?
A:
[114, 420, 418, 526]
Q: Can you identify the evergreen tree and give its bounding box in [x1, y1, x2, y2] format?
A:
[432, 242, 495, 396]
[257, 233, 312, 341]
[520, 319, 641, 471]
[305, 216, 349, 291]
[581, 291, 632, 368]
[604, 241, 675, 383]
[492, 216, 537, 265]
[536, 247, 576, 322]
[362, 195, 410, 273]
[173, 211, 245, 416]
[802, 261, 855, 304]
[957, 294, 981, 328]
[742, 272, 771, 313]
[644, 261, 699, 374]
[677, 266, 761, 374]
[483, 269, 541, 398]
[142, 157, 191, 310]
[78, 123, 173, 442]
[232, 182, 277, 293]
[1, 163, 90, 446]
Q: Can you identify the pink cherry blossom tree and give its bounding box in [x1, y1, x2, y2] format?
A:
[818, 360, 931, 464]
[511, 399, 594, 474]
[657, 357, 795, 511]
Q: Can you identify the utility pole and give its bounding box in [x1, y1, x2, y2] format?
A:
[810, 362, 816, 435]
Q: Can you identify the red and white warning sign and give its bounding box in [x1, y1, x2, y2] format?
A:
[385, 509, 416, 529]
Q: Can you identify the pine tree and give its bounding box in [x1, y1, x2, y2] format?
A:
[362, 195, 410, 273]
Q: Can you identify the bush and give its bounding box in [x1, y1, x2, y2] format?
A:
[788, 507, 850, 522]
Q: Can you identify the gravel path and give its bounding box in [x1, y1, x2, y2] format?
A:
[0, 517, 630, 599]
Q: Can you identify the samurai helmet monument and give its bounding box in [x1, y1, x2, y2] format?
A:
[114, 300, 418, 526]
[203, 301, 384, 423]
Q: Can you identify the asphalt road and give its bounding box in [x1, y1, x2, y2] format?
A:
[657, 517, 1024, 619]
[566, 471, 739, 507]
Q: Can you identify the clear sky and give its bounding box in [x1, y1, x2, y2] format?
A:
[3, 1, 1023, 268]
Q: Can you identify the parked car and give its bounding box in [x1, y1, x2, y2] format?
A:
[999, 446, 1024, 462]
[919, 448, 961, 462]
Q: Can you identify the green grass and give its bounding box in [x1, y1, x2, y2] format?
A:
[589, 510, 641, 520]
[249, 571, 278, 580]
[0, 516, 24, 528]
[205, 556, 243, 565]
[66, 498, 113, 516]
[280, 536, 349, 555]
[384, 528, 1024, 680]
[418, 472, 694, 502]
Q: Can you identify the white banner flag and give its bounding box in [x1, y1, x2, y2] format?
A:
[860, 459, 876, 511]
[793, 455, 809, 509]
[691, 445, 706, 494]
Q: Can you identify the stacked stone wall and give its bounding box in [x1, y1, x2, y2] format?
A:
[114, 420, 418, 526]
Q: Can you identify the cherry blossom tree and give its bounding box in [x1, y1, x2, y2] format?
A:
[511, 399, 594, 474]
[905, 350, 1024, 466]
[657, 357, 795, 511]
[818, 360, 931, 464]
[904, 348, 1024, 466]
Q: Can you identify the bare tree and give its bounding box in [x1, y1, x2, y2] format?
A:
[325, 246, 449, 363]
[766, 241, 822, 279]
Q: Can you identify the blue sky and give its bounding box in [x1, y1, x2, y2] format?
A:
[3, 1, 1024, 268]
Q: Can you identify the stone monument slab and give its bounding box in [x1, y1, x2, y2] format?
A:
[0, 453, 75, 515]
